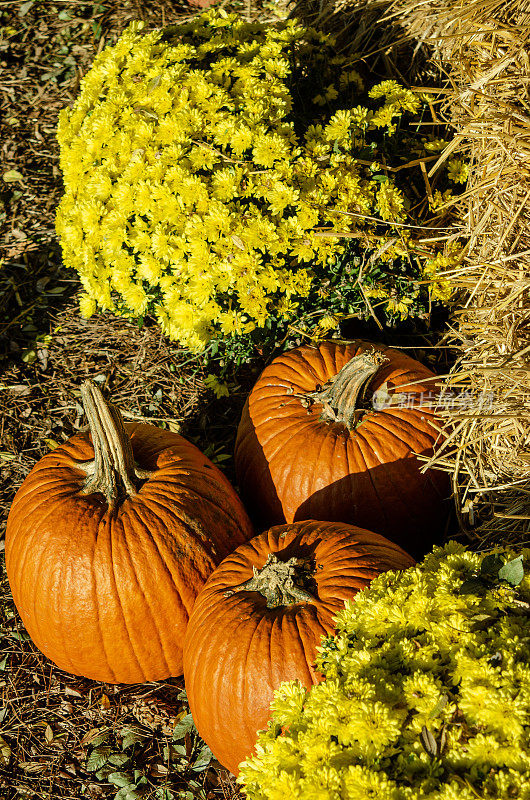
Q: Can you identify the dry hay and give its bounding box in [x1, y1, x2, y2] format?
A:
[295, 0, 530, 549]
[387, 0, 530, 548]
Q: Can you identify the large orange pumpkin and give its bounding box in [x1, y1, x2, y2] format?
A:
[5, 381, 254, 684]
[235, 340, 451, 555]
[183, 519, 414, 775]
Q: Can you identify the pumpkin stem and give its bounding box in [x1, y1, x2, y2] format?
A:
[76, 380, 152, 507]
[305, 350, 388, 430]
[224, 554, 317, 608]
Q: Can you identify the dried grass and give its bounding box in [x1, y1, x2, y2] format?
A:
[295, 0, 530, 549]
[388, 0, 530, 548]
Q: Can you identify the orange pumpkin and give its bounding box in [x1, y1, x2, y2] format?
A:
[5, 381, 254, 683]
[183, 519, 414, 775]
[235, 339, 451, 556]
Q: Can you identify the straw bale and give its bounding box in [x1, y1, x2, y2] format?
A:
[296, 0, 530, 546]
[387, 0, 530, 546]
[293, 0, 427, 80]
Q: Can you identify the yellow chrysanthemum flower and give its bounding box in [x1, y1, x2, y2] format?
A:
[56, 8, 458, 351]
[241, 544, 530, 800]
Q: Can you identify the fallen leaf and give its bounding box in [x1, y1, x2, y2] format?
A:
[420, 725, 437, 757]
[64, 685, 83, 698]
[3, 170, 24, 182]
[149, 762, 168, 776]
[5, 384, 31, 396]
[81, 728, 109, 746]
[20, 761, 46, 773]
[18, 0, 34, 16]
[0, 736, 11, 767]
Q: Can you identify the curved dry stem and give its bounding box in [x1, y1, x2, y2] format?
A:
[305, 350, 388, 429]
[75, 380, 152, 507]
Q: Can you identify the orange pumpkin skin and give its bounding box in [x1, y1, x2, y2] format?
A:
[182, 520, 414, 775]
[5, 422, 254, 684]
[235, 340, 450, 556]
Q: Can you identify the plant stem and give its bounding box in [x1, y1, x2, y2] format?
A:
[77, 380, 150, 507]
[305, 350, 388, 430]
[224, 554, 316, 608]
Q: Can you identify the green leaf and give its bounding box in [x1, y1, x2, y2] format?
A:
[121, 727, 149, 750]
[108, 752, 130, 767]
[3, 170, 24, 182]
[45, 286, 66, 295]
[147, 75, 162, 92]
[192, 744, 213, 771]
[154, 790, 177, 800]
[114, 786, 141, 800]
[470, 613, 496, 631]
[86, 729, 112, 748]
[108, 771, 134, 788]
[169, 743, 186, 758]
[458, 577, 486, 595]
[480, 553, 504, 577]
[428, 694, 448, 719]
[9, 631, 30, 641]
[86, 745, 111, 772]
[171, 713, 196, 741]
[134, 106, 158, 121]
[498, 555, 524, 587]
[21, 347, 37, 365]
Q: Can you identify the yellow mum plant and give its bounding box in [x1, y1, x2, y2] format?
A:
[240, 543, 530, 800]
[56, 9, 461, 353]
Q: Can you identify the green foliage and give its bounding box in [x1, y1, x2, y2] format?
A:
[239, 543, 530, 800]
[84, 726, 150, 799]
[56, 8, 463, 356]
[82, 699, 213, 800]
